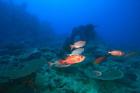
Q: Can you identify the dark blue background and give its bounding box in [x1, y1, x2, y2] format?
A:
[11, 0, 140, 50]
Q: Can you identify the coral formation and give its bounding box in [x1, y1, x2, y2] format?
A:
[0, 1, 140, 93]
[35, 66, 99, 93]
[84, 65, 124, 80]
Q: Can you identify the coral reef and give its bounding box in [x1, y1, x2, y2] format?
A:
[0, 38, 139, 93]
[0, 52, 46, 83]
[83, 65, 124, 80]
[0, 1, 140, 93]
[35, 66, 99, 93]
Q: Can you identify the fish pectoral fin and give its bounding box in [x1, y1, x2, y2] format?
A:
[48, 62, 54, 67]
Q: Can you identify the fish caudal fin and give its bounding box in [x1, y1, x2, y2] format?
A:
[70, 45, 74, 50]
[48, 62, 54, 67]
[108, 51, 111, 54]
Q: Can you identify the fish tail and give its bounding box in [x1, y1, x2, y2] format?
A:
[108, 51, 111, 54]
[48, 62, 54, 67]
[70, 45, 74, 50]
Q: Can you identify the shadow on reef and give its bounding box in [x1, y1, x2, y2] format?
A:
[0, 73, 36, 93]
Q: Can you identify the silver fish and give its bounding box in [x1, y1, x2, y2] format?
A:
[70, 41, 86, 50]
[69, 48, 84, 55]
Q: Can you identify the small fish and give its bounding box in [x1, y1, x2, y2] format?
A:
[108, 50, 125, 56]
[70, 41, 86, 50]
[48, 55, 85, 68]
[94, 56, 107, 64]
[69, 48, 84, 56]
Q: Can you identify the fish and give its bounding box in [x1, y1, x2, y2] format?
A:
[108, 50, 125, 56]
[94, 50, 124, 64]
[48, 55, 85, 68]
[70, 41, 86, 50]
[94, 56, 107, 64]
[68, 48, 84, 56]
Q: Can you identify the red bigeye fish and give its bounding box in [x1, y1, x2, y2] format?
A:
[94, 50, 125, 64]
[108, 50, 125, 56]
[70, 41, 86, 50]
[48, 55, 85, 68]
[94, 56, 107, 64]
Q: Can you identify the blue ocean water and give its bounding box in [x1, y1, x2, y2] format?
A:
[0, 0, 140, 93]
[13, 0, 140, 50]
